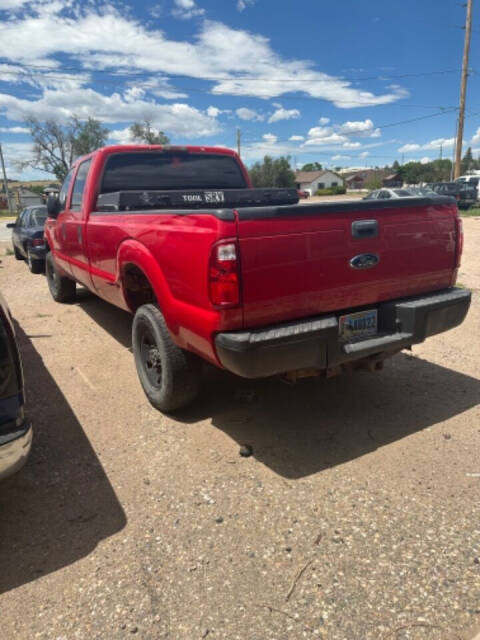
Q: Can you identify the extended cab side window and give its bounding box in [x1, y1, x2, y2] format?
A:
[58, 169, 74, 210]
[70, 159, 92, 211]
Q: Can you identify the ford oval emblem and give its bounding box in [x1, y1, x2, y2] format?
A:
[350, 253, 380, 269]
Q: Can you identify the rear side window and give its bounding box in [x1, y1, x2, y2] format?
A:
[100, 152, 247, 193]
[71, 159, 92, 210]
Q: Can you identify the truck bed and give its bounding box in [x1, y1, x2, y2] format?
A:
[235, 196, 459, 327]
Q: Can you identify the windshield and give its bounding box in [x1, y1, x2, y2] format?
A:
[101, 152, 247, 193]
[30, 207, 47, 226]
[393, 189, 414, 197]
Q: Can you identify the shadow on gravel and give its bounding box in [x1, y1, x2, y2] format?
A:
[75, 288, 132, 349]
[73, 296, 480, 480]
[178, 354, 480, 479]
[0, 322, 127, 595]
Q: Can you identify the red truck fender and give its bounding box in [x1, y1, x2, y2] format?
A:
[116, 239, 178, 332]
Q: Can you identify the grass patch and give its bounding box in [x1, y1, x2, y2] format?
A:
[460, 207, 480, 217]
[0, 209, 16, 218]
[5, 247, 13, 256]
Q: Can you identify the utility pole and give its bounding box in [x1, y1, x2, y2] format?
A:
[455, 0, 473, 178]
[236, 127, 241, 157]
[0, 143, 13, 214]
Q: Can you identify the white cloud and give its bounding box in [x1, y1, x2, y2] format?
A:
[262, 133, 277, 144]
[306, 126, 333, 139]
[304, 133, 348, 146]
[398, 143, 421, 153]
[420, 157, 432, 164]
[289, 135, 304, 141]
[172, 0, 205, 19]
[237, 0, 255, 10]
[236, 107, 264, 121]
[398, 138, 454, 153]
[0, 87, 221, 137]
[150, 4, 163, 18]
[471, 128, 480, 145]
[343, 142, 361, 149]
[0, 9, 407, 107]
[359, 151, 369, 158]
[318, 117, 330, 125]
[0, 0, 30, 8]
[423, 137, 454, 150]
[338, 119, 379, 136]
[331, 154, 351, 161]
[0, 125, 29, 133]
[127, 78, 188, 100]
[268, 106, 300, 123]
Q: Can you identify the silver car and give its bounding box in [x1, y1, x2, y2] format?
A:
[363, 188, 417, 200]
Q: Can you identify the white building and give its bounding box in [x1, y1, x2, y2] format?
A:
[295, 170, 344, 194]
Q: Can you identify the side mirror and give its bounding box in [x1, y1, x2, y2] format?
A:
[47, 195, 61, 218]
[6, 222, 16, 228]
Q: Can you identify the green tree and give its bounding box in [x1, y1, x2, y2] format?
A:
[129, 120, 170, 144]
[249, 155, 296, 188]
[461, 147, 478, 174]
[72, 117, 109, 157]
[364, 176, 383, 190]
[21, 116, 109, 181]
[392, 160, 400, 171]
[301, 161, 322, 171]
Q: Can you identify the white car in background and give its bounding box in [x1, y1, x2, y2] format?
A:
[363, 188, 417, 200]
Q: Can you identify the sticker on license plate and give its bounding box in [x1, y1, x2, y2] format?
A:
[339, 309, 378, 339]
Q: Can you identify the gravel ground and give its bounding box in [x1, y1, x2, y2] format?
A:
[0, 219, 479, 640]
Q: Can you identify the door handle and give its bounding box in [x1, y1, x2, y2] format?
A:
[352, 219, 378, 239]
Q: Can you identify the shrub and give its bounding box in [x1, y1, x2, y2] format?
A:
[315, 185, 346, 196]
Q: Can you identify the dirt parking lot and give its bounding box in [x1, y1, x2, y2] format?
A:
[0, 219, 479, 640]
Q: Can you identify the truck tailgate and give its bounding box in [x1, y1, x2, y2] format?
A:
[236, 197, 458, 327]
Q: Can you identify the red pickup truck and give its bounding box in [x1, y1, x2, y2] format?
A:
[44, 145, 471, 412]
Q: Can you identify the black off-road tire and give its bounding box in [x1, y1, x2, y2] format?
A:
[27, 248, 43, 274]
[132, 303, 201, 413]
[13, 246, 23, 260]
[45, 251, 76, 302]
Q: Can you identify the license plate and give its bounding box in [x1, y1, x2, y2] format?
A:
[339, 309, 378, 340]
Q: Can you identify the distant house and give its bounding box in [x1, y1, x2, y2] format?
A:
[295, 170, 344, 193]
[344, 169, 389, 190]
[382, 173, 403, 188]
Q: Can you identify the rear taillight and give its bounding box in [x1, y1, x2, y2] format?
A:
[209, 241, 240, 308]
[32, 238, 45, 247]
[455, 217, 464, 268]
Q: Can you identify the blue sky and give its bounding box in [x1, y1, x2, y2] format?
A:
[0, 0, 479, 179]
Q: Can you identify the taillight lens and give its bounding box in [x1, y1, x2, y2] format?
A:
[455, 217, 464, 268]
[32, 238, 45, 247]
[209, 241, 240, 308]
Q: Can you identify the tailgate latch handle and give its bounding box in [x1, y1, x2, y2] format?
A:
[352, 219, 378, 239]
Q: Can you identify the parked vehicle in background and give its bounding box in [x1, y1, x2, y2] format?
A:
[44, 144, 470, 412]
[427, 182, 478, 210]
[363, 188, 416, 200]
[0, 292, 32, 480]
[297, 189, 309, 199]
[7, 205, 48, 273]
[455, 174, 480, 189]
[405, 186, 437, 197]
